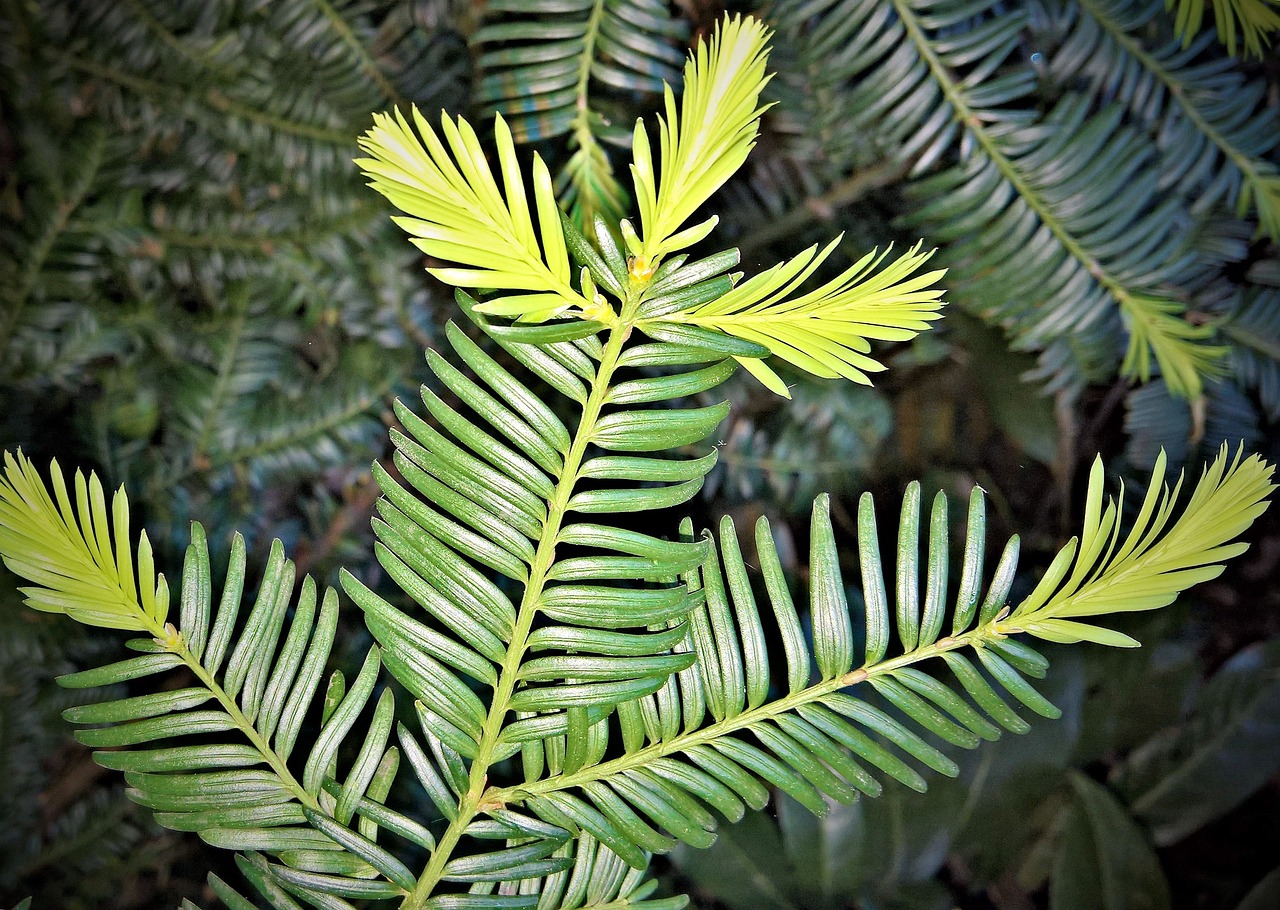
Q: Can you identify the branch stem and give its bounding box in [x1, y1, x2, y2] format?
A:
[1075, 0, 1268, 196]
[402, 286, 646, 908]
[888, 0, 1204, 389]
[488, 626, 1002, 804]
[134, 614, 319, 810]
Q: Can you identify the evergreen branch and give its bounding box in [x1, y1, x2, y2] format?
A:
[786, 0, 1234, 396]
[492, 626, 984, 806]
[342, 29, 786, 892]
[470, 0, 685, 233]
[1075, 0, 1280, 240]
[308, 0, 406, 106]
[887, 0, 1221, 397]
[658, 241, 946, 396]
[0, 129, 104, 364]
[189, 372, 398, 478]
[482, 446, 1272, 853]
[1007, 444, 1275, 643]
[121, 0, 237, 77]
[358, 108, 593, 320]
[629, 16, 773, 266]
[0, 453, 419, 903]
[0, 456, 318, 810]
[60, 55, 356, 144]
[559, 0, 629, 234]
[390, 278, 725, 908]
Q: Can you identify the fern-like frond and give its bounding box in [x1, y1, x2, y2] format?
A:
[473, 0, 684, 143]
[558, 136, 632, 243]
[1165, 0, 1280, 57]
[1007, 444, 1275, 644]
[483, 445, 1273, 863]
[1, 0, 463, 571]
[629, 15, 773, 265]
[358, 108, 591, 320]
[167, 345, 397, 488]
[0, 454, 422, 906]
[471, 0, 687, 233]
[777, 0, 1027, 177]
[510, 834, 683, 909]
[784, 0, 1229, 397]
[257, 0, 406, 109]
[339, 285, 738, 767]
[905, 92, 1223, 397]
[0, 452, 168, 631]
[1050, 0, 1280, 241]
[654, 241, 945, 396]
[1121, 294, 1227, 396]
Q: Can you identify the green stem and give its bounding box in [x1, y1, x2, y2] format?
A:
[0, 131, 104, 359]
[491, 626, 999, 804]
[402, 293, 641, 908]
[133, 616, 318, 809]
[178, 646, 319, 809]
[308, 0, 406, 107]
[891, 1, 1120, 298]
[61, 55, 355, 145]
[563, 0, 625, 231]
[573, 0, 605, 115]
[890, 0, 1189, 376]
[1076, 0, 1269, 197]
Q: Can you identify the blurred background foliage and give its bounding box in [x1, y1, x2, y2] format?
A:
[0, 0, 1278, 907]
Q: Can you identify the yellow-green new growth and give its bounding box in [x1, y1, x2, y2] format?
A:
[357, 108, 590, 322]
[627, 14, 774, 267]
[357, 14, 946, 396]
[1004, 443, 1276, 647]
[1121, 293, 1228, 399]
[0, 449, 169, 632]
[1166, 0, 1280, 58]
[668, 241, 946, 397]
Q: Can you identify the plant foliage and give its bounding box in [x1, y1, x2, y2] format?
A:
[1165, 0, 1280, 57]
[470, 0, 688, 232]
[0, 0, 467, 561]
[767, 0, 1280, 415]
[676, 619, 1280, 910]
[1, 9, 1277, 910]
